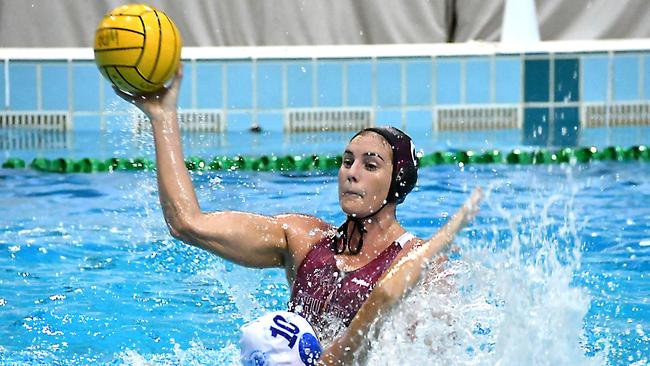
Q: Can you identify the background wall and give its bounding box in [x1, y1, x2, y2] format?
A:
[3, 48, 650, 147]
[2, 0, 650, 48]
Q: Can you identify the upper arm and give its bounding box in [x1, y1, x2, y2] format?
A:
[174, 210, 328, 269]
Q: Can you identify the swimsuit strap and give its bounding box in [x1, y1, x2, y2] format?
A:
[394, 232, 415, 248]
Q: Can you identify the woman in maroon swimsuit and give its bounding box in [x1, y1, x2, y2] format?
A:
[114, 66, 482, 365]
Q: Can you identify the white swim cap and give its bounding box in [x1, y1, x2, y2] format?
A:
[240, 311, 322, 366]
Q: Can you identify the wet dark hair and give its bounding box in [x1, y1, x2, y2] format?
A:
[336, 126, 419, 254]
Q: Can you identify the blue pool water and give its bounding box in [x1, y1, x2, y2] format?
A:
[1, 129, 649, 365]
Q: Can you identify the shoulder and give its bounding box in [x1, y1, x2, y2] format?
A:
[395, 234, 424, 258]
[275, 213, 333, 237]
[274, 213, 336, 269]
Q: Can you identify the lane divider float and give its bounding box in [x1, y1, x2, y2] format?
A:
[2, 145, 648, 173]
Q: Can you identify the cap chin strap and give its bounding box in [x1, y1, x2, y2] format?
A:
[334, 200, 389, 255]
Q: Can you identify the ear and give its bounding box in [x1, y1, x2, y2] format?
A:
[395, 167, 405, 186]
[409, 141, 418, 167]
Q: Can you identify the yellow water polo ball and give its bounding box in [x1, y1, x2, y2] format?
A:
[94, 4, 182, 95]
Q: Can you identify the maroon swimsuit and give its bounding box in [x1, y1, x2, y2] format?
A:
[289, 231, 413, 337]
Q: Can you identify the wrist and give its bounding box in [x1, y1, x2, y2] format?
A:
[149, 110, 178, 125]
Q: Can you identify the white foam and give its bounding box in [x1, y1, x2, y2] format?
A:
[358, 181, 607, 366]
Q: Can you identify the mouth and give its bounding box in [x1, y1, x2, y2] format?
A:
[342, 190, 363, 198]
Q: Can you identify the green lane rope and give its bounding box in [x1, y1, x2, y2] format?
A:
[2, 145, 647, 173]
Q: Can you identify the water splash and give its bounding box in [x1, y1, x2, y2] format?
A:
[360, 169, 607, 366]
[114, 341, 241, 365]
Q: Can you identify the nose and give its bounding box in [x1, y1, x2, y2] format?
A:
[345, 161, 361, 183]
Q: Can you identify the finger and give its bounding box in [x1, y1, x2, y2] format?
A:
[112, 86, 136, 104]
[169, 63, 184, 90]
[112, 85, 127, 99]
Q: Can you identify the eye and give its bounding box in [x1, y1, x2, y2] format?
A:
[343, 158, 353, 168]
[365, 162, 377, 171]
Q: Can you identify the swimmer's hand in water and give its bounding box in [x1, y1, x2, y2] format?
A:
[113, 64, 183, 123]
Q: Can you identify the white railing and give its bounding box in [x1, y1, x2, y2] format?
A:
[436, 105, 520, 131]
[285, 108, 373, 132]
[582, 102, 650, 127]
[0, 111, 71, 131]
[134, 110, 225, 133]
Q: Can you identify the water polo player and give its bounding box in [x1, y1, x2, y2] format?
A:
[114, 65, 482, 365]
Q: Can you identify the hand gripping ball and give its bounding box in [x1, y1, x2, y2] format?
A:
[94, 4, 182, 95]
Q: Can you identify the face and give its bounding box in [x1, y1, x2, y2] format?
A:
[338, 132, 393, 217]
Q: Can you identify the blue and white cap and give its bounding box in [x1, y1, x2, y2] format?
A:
[240, 311, 323, 366]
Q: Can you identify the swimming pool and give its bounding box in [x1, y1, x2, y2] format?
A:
[1, 134, 648, 365]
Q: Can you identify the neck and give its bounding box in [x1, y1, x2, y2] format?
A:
[347, 204, 400, 250]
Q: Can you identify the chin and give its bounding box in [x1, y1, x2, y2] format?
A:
[339, 198, 362, 216]
[339, 199, 373, 218]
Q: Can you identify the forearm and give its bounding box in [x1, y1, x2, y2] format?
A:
[150, 113, 201, 231]
[427, 205, 469, 255]
[319, 292, 388, 365]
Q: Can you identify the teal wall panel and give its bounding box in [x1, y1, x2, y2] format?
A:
[0, 60, 4, 108]
[612, 54, 639, 101]
[436, 59, 460, 105]
[347, 62, 372, 106]
[196, 62, 223, 109]
[495, 57, 521, 103]
[287, 62, 312, 108]
[523, 107, 550, 145]
[406, 110, 432, 137]
[582, 56, 608, 102]
[376, 62, 401, 107]
[553, 107, 579, 146]
[73, 63, 100, 112]
[9, 62, 37, 110]
[227, 63, 253, 109]
[406, 61, 432, 106]
[41, 63, 68, 110]
[524, 59, 549, 102]
[466, 58, 490, 104]
[554, 59, 579, 103]
[375, 110, 401, 126]
[317, 62, 343, 107]
[257, 62, 283, 109]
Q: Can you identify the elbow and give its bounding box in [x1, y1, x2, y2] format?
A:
[167, 224, 186, 241]
[165, 215, 196, 242]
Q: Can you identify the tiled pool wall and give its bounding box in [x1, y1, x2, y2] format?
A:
[2, 49, 650, 146]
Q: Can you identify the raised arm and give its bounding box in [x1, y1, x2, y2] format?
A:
[319, 187, 483, 365]
[113, 65, 324, 269]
